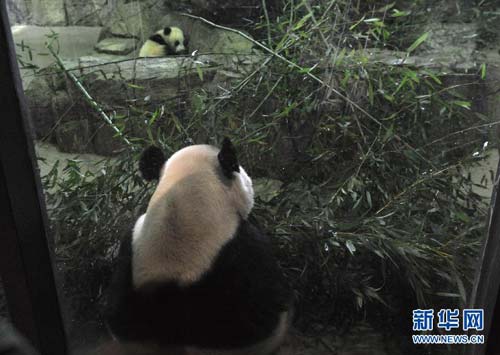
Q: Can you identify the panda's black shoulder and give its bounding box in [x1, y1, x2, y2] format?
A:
[210, 218, 292, 310]
[183, 218, 293, 347]
[148, 33, 167, 45]
[102, 225, 135, 339]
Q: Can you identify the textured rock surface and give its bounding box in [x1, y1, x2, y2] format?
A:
[157, 13, 255, 55]
[55, 120, 91, 153]
[31, 0, 67, 25]
[278, 323, 395, 355]
[7, 0, 124, 26]
[11, 26, 103, 87]
[92, 124, 127, 156]
[6, 0, 31, 25]
[65, 0, 112, 26]
[105, 0, 167, 39]
[419, 22, 478, 69]
[95, 38, 138, 55]
[24, 73, 56, 139]
[7, 0, 274, 27]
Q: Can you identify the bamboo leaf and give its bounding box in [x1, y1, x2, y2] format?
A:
[451, 100, 471, 110]
[196, 64, 204, 81]
[407, 32, 429, 53]
[346, 240, 357, 255]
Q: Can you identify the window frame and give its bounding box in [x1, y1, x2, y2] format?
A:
[467, 161, 500, 355]
[0, 2, 67, 355]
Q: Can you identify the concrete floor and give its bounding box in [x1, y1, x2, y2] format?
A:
[35, 141, 110, 177]
[10, 25, 102, 87]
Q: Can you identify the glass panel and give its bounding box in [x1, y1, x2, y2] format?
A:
[0, 277, 9, 320]
[5, 0, 500, 354]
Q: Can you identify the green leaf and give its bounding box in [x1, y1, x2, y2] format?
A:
[451, 100, 471, 110]
[391, 9, 410, 17]
[480, 63, 487, 79]
[383, 93, 394, 102]
[253, 178, 283, 202]
[407, 32, 429, 53]
[377, 2, 395, 13]
[364, 17, 382, 23]
[455, 211, 470, 223]
[346, 240, 356, 255]
[435, 292, 462, 298]
[293, 13, 312, 31]
[334, 48, 346, 66]
[127, 83, 144, 89]
[196, 64, 204, 81]
[368, 80, 374, 106]
[349, 15, 365, 31]
[149, 109, 160, 125]
[423, 70, 442, 84]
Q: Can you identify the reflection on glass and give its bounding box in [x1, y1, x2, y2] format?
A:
[5, 0, 500, 353]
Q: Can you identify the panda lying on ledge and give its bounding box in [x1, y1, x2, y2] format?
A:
[139, 26, 189, 57]
[105, 139, 293, 355]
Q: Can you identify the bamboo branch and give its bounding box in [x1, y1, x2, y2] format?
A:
[46, 42, 132, 147]
[261, 0, 272, 48]
[180, 13, 434, 168]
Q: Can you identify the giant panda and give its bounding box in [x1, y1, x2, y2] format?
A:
[139, 26, 189, 57]
[105, 138, 293, 355]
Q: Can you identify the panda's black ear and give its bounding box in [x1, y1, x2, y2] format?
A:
[163, 27, 172, 36]
[218, 137, 239, 179]
[139, 146, 165, 181]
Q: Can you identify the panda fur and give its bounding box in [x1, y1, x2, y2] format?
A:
[105, 138, 293, 355]
[139, 26, 189, 57]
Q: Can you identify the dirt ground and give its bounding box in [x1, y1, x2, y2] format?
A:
[279, 324, 394, 355]
[69, 322, 395, 355]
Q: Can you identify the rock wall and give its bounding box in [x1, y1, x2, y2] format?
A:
[7, 0, 154, 26]
[6, 0, 272, 27]
[6, 0, 31, 25]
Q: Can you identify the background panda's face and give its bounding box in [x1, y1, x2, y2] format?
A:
[163, 27, 188, 54]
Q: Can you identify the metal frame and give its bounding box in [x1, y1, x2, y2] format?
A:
[467, 159, 500, 355]
[0, 1, 67, 354]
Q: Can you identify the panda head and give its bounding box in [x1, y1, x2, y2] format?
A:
[161, 26, 189, 54]
[139, 138, 254, 219]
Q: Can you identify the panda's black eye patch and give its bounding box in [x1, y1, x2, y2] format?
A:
[174, 40, 180, 46]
